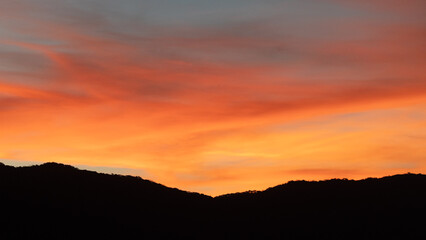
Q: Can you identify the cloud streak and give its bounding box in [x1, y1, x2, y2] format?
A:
[1, 0, 425, 195]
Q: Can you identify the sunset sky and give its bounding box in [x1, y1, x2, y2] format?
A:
[1, 0, 425, 195]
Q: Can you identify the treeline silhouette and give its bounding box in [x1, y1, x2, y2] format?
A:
[1, 162, 425, 239]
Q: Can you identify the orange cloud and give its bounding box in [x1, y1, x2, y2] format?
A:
[1, 0, 425, 195]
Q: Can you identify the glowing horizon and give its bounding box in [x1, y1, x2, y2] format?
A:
[1, 0, 425, 195]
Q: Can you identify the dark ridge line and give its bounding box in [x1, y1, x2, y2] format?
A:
[1, 161, 423, 198]
[3, 161, 212, 198]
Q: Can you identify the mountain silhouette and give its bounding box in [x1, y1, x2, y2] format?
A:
[1, 162, 425, 239]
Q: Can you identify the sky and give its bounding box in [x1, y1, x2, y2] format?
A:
[0, 0, 425, 195]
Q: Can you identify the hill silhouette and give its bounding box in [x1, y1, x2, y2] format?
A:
[1, 162, 425, 239]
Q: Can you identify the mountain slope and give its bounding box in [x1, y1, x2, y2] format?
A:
[1, 162, 425, 239]
[0, 162, 211, 239]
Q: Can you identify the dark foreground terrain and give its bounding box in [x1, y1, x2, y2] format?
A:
[1, 162, 425, 239]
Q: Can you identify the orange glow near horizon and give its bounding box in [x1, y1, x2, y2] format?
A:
[1, 0, 425, 195]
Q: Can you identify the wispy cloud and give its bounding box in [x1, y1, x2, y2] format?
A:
[1, 0, 425, 195]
